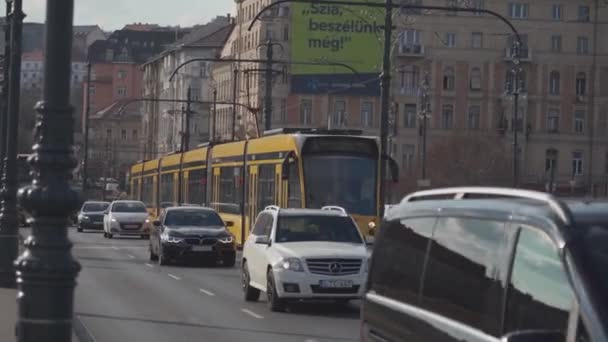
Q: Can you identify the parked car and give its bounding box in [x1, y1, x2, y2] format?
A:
[242, 205, 371, 312]
[362, 187, 607, 342]
[77, 201, 110, 232]
[149, 206, 236, 266]
[103, 200, 151, 239]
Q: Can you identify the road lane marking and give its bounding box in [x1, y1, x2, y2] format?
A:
[241, 308, 264, 319]
[168, 274, 181, 280]
[127, 254, 135, 259]
[199, 288, 215, 296]
[145, 263, 154, 268]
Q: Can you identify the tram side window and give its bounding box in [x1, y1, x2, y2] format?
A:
[287, 163, 301, 208]
[160, 173, 174, 204]
[188, 169, 206, 205]
[142, 176, 154, 207]
[258, 164, 276, 210]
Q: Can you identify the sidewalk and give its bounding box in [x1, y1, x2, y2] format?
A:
[0, 227, 79, 342]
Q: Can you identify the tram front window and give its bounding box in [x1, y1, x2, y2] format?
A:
[303, 155, 376, 216]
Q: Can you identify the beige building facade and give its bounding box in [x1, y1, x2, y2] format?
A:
[212, 0, 608, 195]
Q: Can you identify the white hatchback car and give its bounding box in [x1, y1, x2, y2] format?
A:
[103, 200, 151, 239]
[242, 205, 370, 312]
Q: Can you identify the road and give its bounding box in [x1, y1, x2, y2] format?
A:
[67, 228, 361, 342]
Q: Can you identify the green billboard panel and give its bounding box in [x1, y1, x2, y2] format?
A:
[291, 1, 384, 75]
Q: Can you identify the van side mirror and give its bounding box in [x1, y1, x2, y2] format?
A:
[501, 330, 564, 342]
[255, 236, 269, 245]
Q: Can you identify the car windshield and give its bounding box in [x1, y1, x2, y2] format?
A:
[112, 202, 147, 213]
[82, 203, 109, 212]
[275, 215, 363, 244]
[164, 210, 224, 228]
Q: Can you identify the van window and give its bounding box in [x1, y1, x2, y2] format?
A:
[369, 217, 436, 304]
[422, 218, 508, 335]
[505, 226, 574, 335]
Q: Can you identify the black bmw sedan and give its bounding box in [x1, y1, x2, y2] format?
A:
[149, 206, 236, 267]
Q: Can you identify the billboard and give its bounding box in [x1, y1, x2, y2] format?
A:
[290, 1, 384, 95]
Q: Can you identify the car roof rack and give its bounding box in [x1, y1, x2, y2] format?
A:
[321, 206, 348, 215]
[264, 205, 280, 212]
[400, 187, 572, 225]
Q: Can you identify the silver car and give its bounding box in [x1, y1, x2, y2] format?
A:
[103, 200, 151, 239]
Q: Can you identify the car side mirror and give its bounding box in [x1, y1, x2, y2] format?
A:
[255, 236, 269, 245]
[226, 221, 234, 227]
[153, 220, 161, 227]
[501, 330, 564, 342]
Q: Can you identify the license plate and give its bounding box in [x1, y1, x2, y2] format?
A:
[124, 225, 139, 229]
[319, 280, 353, 288]
[192, 245, 213, 252]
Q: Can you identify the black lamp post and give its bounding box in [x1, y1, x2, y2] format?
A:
[16, 0, 82, 340]
[0, 0, 11, 177]
[0, 0, 24, 288]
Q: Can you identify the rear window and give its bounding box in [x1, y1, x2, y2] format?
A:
[276, 215, 362, 244]
[82, 203, 109, 212]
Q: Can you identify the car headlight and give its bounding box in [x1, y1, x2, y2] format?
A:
[81, 215, 90, 221]
[145, 219, 151, 223]
[219, 235, 233, 244]
[280, 258, 304, 272]
[111, 218, 117, 223]
[161, 233, 183, 244]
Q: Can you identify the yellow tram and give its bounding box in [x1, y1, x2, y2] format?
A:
[129, 128, 397, 246]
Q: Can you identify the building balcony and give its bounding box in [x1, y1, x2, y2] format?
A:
[504, 47, 532, 62]
[397, 44, 425, 58]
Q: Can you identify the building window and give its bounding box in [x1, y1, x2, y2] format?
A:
[265, 23, 273, 40]
[547, 109, 559, 132]
[550, 35, 562, 52]
[117, 86, 127, 97]
[578, 5, 590, 22]
[132, 129, 138, 140]
[545, 149, 558, 173]
[441, 104, 454, 129]
[443, 67, 455, 91]
[283, 25, 289, 41]
[121, 129, 127, 140]
[446, 33, 456, 48]
[470, 67, 482, 91]
[299, 99, 312, 125]
[361, 101, 374, 128]
[472, 32, 483, 48]
[576, 72, 586, 96]
[105, 49, 114, 61]
[549, 71, 560, 95]
[577, 36, 589, 55]
[403, 104, 417, 128]
[574, 110, 585, 134]
[468, 105, 481, 129]
[399, 65, 419, 96]
[506, 69, 527, 93]
[334, 100, 346, 127]
[552, 4, 562, 20]
[402, 144, 415, 171]
[471, 0, 484, 15]
[572, 151, 583, 176]
[509, 2, 529, 19]
[117, 70, 127, 79]
[106, 128, 112, 139]
[399, 29, 422, 54]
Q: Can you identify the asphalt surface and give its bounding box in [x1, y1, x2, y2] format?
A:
[67, 228, 361, 342]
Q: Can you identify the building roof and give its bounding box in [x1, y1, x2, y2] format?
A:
[92, 99, 142, 120]
[74, 25, 103, 37]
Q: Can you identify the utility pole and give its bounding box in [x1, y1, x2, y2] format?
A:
[264, 40, 274, 131]
[378, 0, 393, 217]
[232, 67, 238, 141]
[82, 61, 92, 195]
[0, 0, 24, 288]
[212, 88, 217, 143]
[510, 41, 522, 188]
[184, 86, 191, 152]
[0, 1, 11, 178]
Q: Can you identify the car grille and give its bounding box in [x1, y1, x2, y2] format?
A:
[87, 214, 103, 222]
[120, 223, 142, 230]
[310, 285, 360, 294]
[184, 238, 217, 246]
[305, 258, 362, 276]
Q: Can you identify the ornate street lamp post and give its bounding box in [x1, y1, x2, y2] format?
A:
[16, 0, 82, 340]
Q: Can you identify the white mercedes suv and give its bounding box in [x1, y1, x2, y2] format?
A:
[242, 205, 370, 312]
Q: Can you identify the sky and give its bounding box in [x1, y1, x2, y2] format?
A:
[22, 0, 234, 31]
